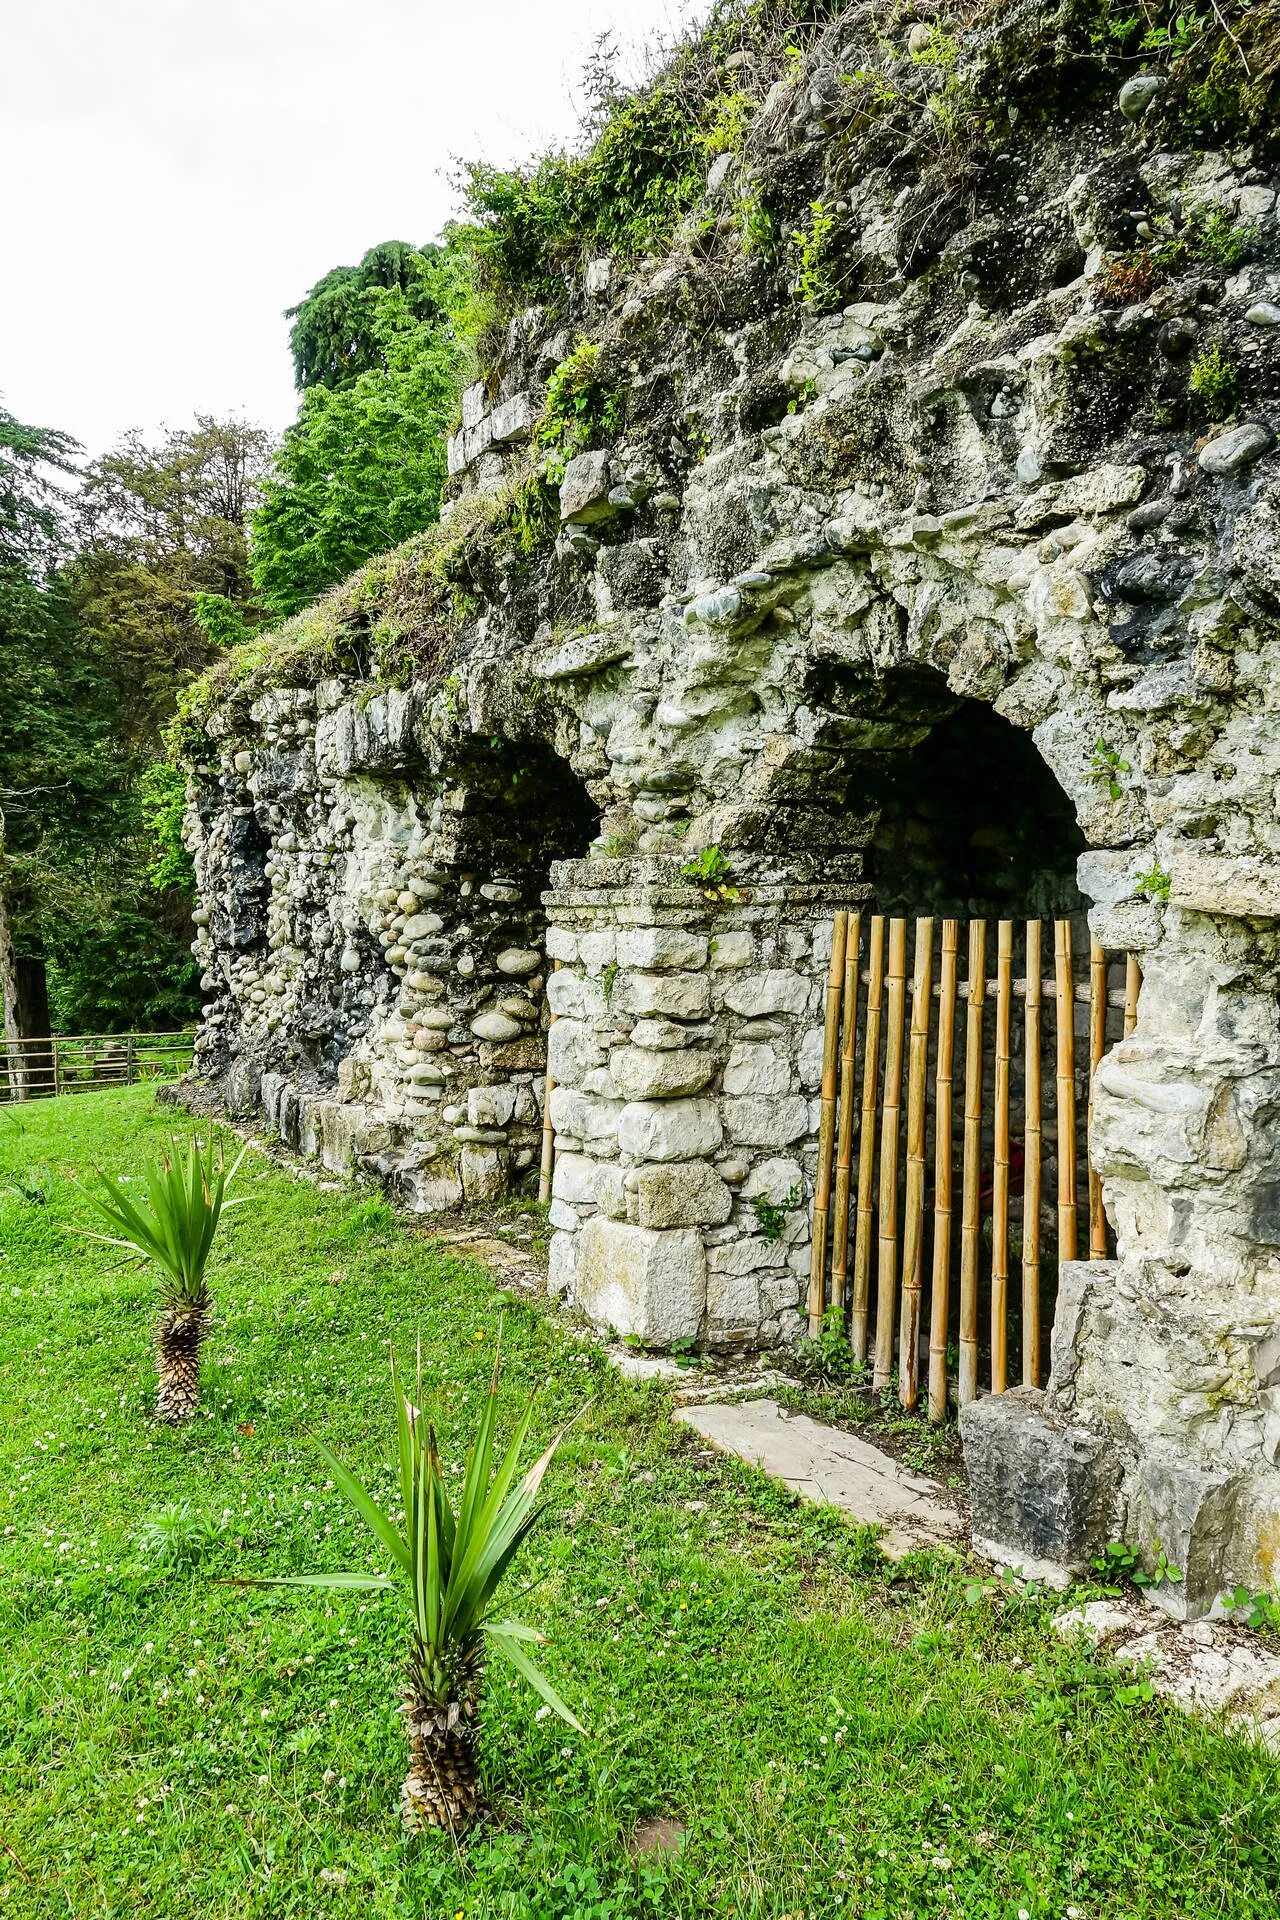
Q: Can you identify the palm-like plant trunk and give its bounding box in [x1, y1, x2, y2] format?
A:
[155, 1302, 207, 1422]
[400, 1654, 484, 1832]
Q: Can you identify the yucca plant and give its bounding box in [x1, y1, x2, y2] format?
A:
[243, 1345, 584, 1834]
[74, 1132, 246, 1422]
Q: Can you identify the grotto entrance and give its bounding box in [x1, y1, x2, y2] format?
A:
[383, 730, 599, 1209]
[805, 674, 1133, 1420]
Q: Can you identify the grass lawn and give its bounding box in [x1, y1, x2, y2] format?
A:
[1, 1086, 1278, 1920]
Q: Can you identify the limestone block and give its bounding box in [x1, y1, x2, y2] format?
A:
[573, 1215, 706, 1343]
[723, 1042, 792, 1097]
[548, 1018, 606, 1088]
[709, 931, 754, 969]
[706, 1265, 763, 1332]
[618, 1098, 723, 1161]
[553, 1152, 600, 1205]
[1126, 1449, 1240, 1619]
[615, 927, 709, 970]
[490, 392, 537, 446]
[595, 1162, 629, 1219]
[721, 970, 812, 1017]
[1169, 852, 1280, 919]
[961, 1387, 1122, 1576]
[631, 1017, 701, 1050]
[610, 1045, 716, 1100]
[545, 926, 579, 963]
[549, 1085, 625, 1143]
[547, 1228, 577, 1300]
[708, 1235, 788, 1274]
[579, 930, 618, 972]
[722, 1096, 809, 1148]
[559, 451, 615, 524]
[460, 1145, 507, 1203]
[467, 1084, 517, 1129]
[742, 1157, 804, 1206]
[630, 1160, 734, 1229]
[797, 1027, 825, 1091]
[616, 970, 711, 1018]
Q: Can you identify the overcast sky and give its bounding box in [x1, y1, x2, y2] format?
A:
[0, 0, 697, 461]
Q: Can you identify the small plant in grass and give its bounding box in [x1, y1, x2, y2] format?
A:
[751, 1182, 803, 1243]
[345, 1193, 396, 1236]
[795, 1304, 866, 1385]
[135, 1501, 219, 1570]
[1090, 1537, 1184, 1592]
[239, 1342, 584, 1833]
[1221, 1585, 1280, 1633]
[73, 1131, 246, 1423]
[679, 844, 739, 901]
[0, 1161, 53, 1205]
[1090, 737, 1130, 800]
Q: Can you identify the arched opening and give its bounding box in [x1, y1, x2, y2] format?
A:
[865, 696, 1086, 919]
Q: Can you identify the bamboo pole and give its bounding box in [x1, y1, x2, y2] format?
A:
[959, 920, 986, 1407]
[1124, 953, 1142, 1036]
[927, 921, 959, 1423]
[537, 960, 562, 1205]
[873, 919, 909, 1390]
[899, 918, 934, 1409]
[1022, 919, 1043, 1389]
[851, 916, 886, 1363]
[1088, 936, 1109, 1260]
[1055, 920, 1078, 1263]
[991, 921, 1013, 1395]
[830, 913, 862, 1314]
[808, 912, 849, 1336]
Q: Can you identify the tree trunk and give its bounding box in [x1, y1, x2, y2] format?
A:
[155, 1302, 207, 1422]
[400, 1687, 484, 1833]
[0, 861, 53, 1102]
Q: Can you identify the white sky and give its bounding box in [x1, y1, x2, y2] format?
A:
[0, 0, 698, 461]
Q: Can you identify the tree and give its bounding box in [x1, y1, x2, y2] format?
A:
[0, 403, 82, 1095]
[251, 243, 470, 618]
[286, 239, 451, 391]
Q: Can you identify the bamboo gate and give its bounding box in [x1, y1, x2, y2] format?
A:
[807, 914, 1140, 1421]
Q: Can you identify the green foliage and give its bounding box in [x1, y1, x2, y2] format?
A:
[909, 24, 960, 68]
[678, 844, 739, 901]
[1221, 1584, 1280, 1632]
[740, 191, 778, 258]
[1134, 858, 1172, 903]
[600, 960, 620, 1005]
[1189, 342, 1238, 412]
[795, 1305, 866, 1385]
[1090, 1538, 1184, 1592]
[538, 339, 623, 461]
[135, 1503, 219, 1572]
[251, 250, 469, 618]
[789, 200, 840, 309]
[751, 1181, 803, 1242]
[191, 592, 250, 650]
[286, 240, 452, 392]
[246, 1347, 584, 1729]
[1089, 738, 1130, 800]
[73, 1130, 247, 1311]
[139, 760, 194, 893]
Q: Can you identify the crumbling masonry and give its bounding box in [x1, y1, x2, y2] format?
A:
[184, 16, 1280, 1610]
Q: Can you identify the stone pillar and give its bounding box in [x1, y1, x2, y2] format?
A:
[964, 906, 1280, 1616]
[542, 857, 863, 1350]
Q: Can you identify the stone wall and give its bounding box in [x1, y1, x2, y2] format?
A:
[183, 9, 1280, 1608]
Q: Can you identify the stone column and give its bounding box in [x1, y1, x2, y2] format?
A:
[542, 857, 863, 1349]
[963, 900, 1280, 1615]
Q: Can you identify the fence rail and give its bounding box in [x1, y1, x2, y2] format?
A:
[0, 1032, 194, 1103]
[808, 913, 1139, 1422]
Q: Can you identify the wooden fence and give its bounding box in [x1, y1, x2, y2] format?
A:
[0, 1032, 194, 1103]
[808, 914, 1139, 1420]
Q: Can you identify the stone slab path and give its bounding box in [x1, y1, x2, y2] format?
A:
[674, 1397, 963, 1558]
